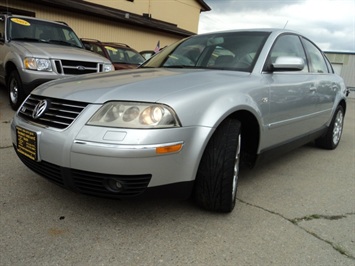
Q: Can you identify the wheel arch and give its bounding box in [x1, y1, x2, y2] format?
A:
[229, 110, 260, 167]
[199, 108, 260, 168]
[325, 98, 347, 128]
[193, 110, 260, 212]
[5, 61, 19, 84]
[338, 99, 346, 114]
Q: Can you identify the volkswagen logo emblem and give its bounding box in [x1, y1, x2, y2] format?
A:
[32, 100, 48, 119]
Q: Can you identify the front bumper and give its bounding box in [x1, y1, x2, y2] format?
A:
[11, 112, 212, 199]
[19, 68, 62, 94]
[14, 149, 193, 199]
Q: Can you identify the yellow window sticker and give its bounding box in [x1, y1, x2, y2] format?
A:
[105, 46, 118, 52]
[11, 18, 31, 26]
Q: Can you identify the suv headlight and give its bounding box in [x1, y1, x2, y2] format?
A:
[87, 102, 181, 128]
[24, 57, 52, 71]
[103, 63, 114, 72]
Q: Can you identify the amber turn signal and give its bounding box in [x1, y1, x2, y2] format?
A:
[156, 144, 183, 154]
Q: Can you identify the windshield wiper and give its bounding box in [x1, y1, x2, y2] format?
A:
[163, 65, 196, 68]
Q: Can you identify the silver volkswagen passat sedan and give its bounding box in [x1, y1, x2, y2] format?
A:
[11, 29, 348, 213]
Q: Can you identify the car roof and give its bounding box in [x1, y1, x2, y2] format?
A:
[195, 28, 306, 44]
[101, 42, 132, 49]
[198, 28, 301, 36]
[4, 13, 70, 27]
[81, 38, 137, 50]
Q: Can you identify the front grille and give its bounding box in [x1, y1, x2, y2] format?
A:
[72, 169, 152, 198]
[18, 95, 88, 129]
[55, 60, 100, 75]
[15, 149, 151, 198]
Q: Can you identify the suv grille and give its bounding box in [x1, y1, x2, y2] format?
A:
[18, 95, 88, 129]
[55, 60, 101, 75]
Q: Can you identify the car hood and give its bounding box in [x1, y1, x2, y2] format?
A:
[12, 41, 109, 62]
[33, 68, 252, 103]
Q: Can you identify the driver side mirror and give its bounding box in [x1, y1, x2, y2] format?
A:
[272, 56, 305, 71]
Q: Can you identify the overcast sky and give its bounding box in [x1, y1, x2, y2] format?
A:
[198, 0, 355, 52]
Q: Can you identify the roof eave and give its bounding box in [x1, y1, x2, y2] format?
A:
[197, 0, 212, 12]
[17, 0, 196, 37]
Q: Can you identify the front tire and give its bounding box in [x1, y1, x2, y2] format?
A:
[7, 70, 25, 111]
[194, 118, 241, 213]
[315, 105, 344, 150]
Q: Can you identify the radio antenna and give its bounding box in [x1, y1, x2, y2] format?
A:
[283, 20, 289, 29]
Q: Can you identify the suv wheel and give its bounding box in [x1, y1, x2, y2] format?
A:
[7, 70, 24, 111]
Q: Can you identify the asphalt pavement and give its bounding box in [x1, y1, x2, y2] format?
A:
[0, 86, 354, 266]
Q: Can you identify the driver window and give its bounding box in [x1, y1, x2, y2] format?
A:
[268, 34, 308, 72]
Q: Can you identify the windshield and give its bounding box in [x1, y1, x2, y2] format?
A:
[104, 45, 145, 64]
[142, 31, 270, 72]
[8, 17, 83, 48]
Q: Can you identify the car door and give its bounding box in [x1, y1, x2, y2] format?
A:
[262, 34, 320, 148]
[301, 37, 338, 126]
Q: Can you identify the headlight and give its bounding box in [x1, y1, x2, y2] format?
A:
[87, 102, 181, 128]
[24, 57, 52, 71]
[103, 63, 114, 72]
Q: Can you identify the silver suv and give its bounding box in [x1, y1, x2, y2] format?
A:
[0, 14, 113, 110]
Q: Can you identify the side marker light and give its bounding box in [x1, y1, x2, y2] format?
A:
[156, 144, 183, 154]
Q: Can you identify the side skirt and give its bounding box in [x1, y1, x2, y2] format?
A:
[254, 127, 327, 166]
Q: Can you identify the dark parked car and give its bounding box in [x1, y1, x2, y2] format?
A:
[81, 39, 145, 70]
[12, 29, 349, 213]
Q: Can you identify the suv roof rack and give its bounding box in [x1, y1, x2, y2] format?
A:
[55, 21, 69, 26]
[81, 38, 102, 44]
[105, 42, 131, 48]
[81, 38, 131, 48]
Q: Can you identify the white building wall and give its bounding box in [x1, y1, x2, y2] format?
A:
[326, 52, 355, 90]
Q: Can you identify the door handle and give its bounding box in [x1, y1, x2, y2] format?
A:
[309, 86, 317, 92]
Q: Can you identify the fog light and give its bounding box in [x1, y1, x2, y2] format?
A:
[106, 178, 124, 192]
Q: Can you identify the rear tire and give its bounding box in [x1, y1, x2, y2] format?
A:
[7, 70, 25, 111]
[315, 105, 344, 150]
[194, 118, 241, 213]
